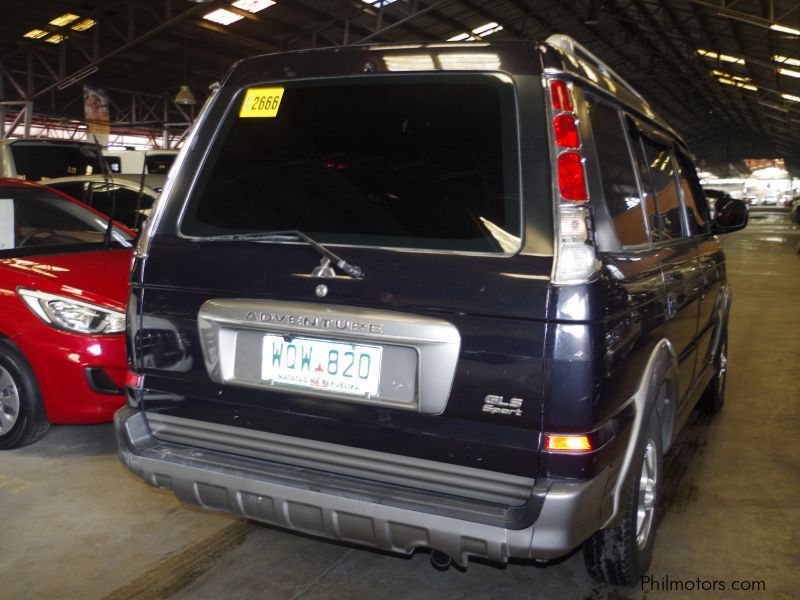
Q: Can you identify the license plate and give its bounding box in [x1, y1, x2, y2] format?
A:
[261, 334, 382, 396]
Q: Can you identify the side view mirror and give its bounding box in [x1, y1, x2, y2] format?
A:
[712, 198, 748, 233]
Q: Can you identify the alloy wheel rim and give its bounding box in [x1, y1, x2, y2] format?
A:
[718, 343, 727, 395]
[0, 365, 21, 436]
[636, 439, 658, 549]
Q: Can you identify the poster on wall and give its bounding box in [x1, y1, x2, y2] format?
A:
[83, 84, 110, 147]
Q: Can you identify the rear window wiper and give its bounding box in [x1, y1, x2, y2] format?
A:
[205, 229, 364, 278]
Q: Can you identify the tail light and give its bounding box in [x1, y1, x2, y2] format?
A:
[125, 370, 143, 408]
[545, 434, 593, 452]
[548, 78, 597, 284]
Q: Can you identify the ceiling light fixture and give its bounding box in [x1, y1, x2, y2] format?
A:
[697, 49, 746, 65]
[23, 29, 49, 39]
[203, 8, 243, 26]
[71, 18, 97, 32]
[780, 93, 800, 103]
[778, 67, 800, 78]
[712, 69, 750, 82]
[232, 0, 276, 12]
[49, 13, 81, 27]
[174, 84, 197, 105]
[770, 23, 800, 36]
[717, 77, 757, 91]
[447, 21, 503, 42]
[772, 54, 800, 67]
[45, 33, 68, 44]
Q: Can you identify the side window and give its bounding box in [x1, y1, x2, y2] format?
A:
[88, 184, 142, 228]
[638, 136, 686, 241]
[587, 100, 648, 247]
[627, 124, 661, 244]
[674, 151, 708, 236]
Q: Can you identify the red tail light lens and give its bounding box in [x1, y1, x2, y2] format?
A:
[125, 371, 143, 389]
[554, 114, 580, 148]
[550, 80, 573, 111]
[557, 152, 588, 201]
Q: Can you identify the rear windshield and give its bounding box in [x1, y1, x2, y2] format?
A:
[180, 74, 521, 253]
[145, 153, 176, 175]
[11, 144, 102, 181]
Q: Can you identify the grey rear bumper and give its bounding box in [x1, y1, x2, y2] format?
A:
[115, 407, 611, 565]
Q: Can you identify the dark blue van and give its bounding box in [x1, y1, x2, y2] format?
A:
[117, 35, 747, 585]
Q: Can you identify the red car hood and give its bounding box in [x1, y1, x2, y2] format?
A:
[0, 248, 133, 311]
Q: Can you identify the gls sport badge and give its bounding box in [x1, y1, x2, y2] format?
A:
[482, 395, 524, 416]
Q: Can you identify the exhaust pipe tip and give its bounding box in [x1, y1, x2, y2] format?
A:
[430, 549, 452, 570]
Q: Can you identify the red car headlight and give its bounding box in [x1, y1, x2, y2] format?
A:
[17, 288, 125, 334]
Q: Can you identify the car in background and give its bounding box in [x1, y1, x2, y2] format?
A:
[0, 178, 134, 449]
[0, 139, 104, 181]
[761, 194, 778, 206]
[44, 175, 160, 231]
[103, 149, 178, 190]
[790, 197, 800, 224]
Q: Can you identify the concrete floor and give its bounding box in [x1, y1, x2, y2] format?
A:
[2, 210, 798, 600]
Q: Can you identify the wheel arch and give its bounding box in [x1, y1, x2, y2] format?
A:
[602, 338, 678, 529]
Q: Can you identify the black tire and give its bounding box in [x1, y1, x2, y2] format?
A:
[699, 334, 727, 414]
[584, 411, 662, 586]
[0, 341, 49, 449]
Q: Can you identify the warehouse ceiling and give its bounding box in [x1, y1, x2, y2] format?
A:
[0, 0, 798, 171]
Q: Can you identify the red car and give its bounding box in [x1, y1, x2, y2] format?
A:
[0, 178, 134, 449]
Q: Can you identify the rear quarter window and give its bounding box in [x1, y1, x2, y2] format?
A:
[586, 99, 648, 248]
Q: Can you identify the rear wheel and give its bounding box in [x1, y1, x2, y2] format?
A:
[0, 342, 49, 449]
[699, 335, 727, 414]
[583, 412, 662, 586]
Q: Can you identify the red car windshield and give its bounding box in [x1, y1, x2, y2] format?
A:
[0, 186, 133, 253]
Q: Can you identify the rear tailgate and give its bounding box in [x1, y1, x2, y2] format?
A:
[137, 241, 550, 488]
[133, 49, 553, 508]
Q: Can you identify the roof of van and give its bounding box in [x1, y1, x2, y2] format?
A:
[221, 37, 681, 148]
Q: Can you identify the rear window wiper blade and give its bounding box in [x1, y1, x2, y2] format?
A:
[206, 230, 364, 278]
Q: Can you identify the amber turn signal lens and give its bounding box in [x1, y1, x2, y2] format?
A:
[545, 434, 592, 452]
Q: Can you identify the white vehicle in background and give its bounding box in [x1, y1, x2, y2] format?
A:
[760, 194, 778, 206]
[0, 138, 103, 180]
[44, 174, 160, 231]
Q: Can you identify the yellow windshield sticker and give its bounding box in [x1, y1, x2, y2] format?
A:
[240, 87, 284, 118]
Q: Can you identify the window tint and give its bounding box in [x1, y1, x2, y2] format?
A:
[10, 144, 102, 181]
[674, 152, 708, 236]
[639, 137, 685, 240]
[588, 101, 647, 247]
[181, 74, 521, 253]
[145, 154, 175, 174]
